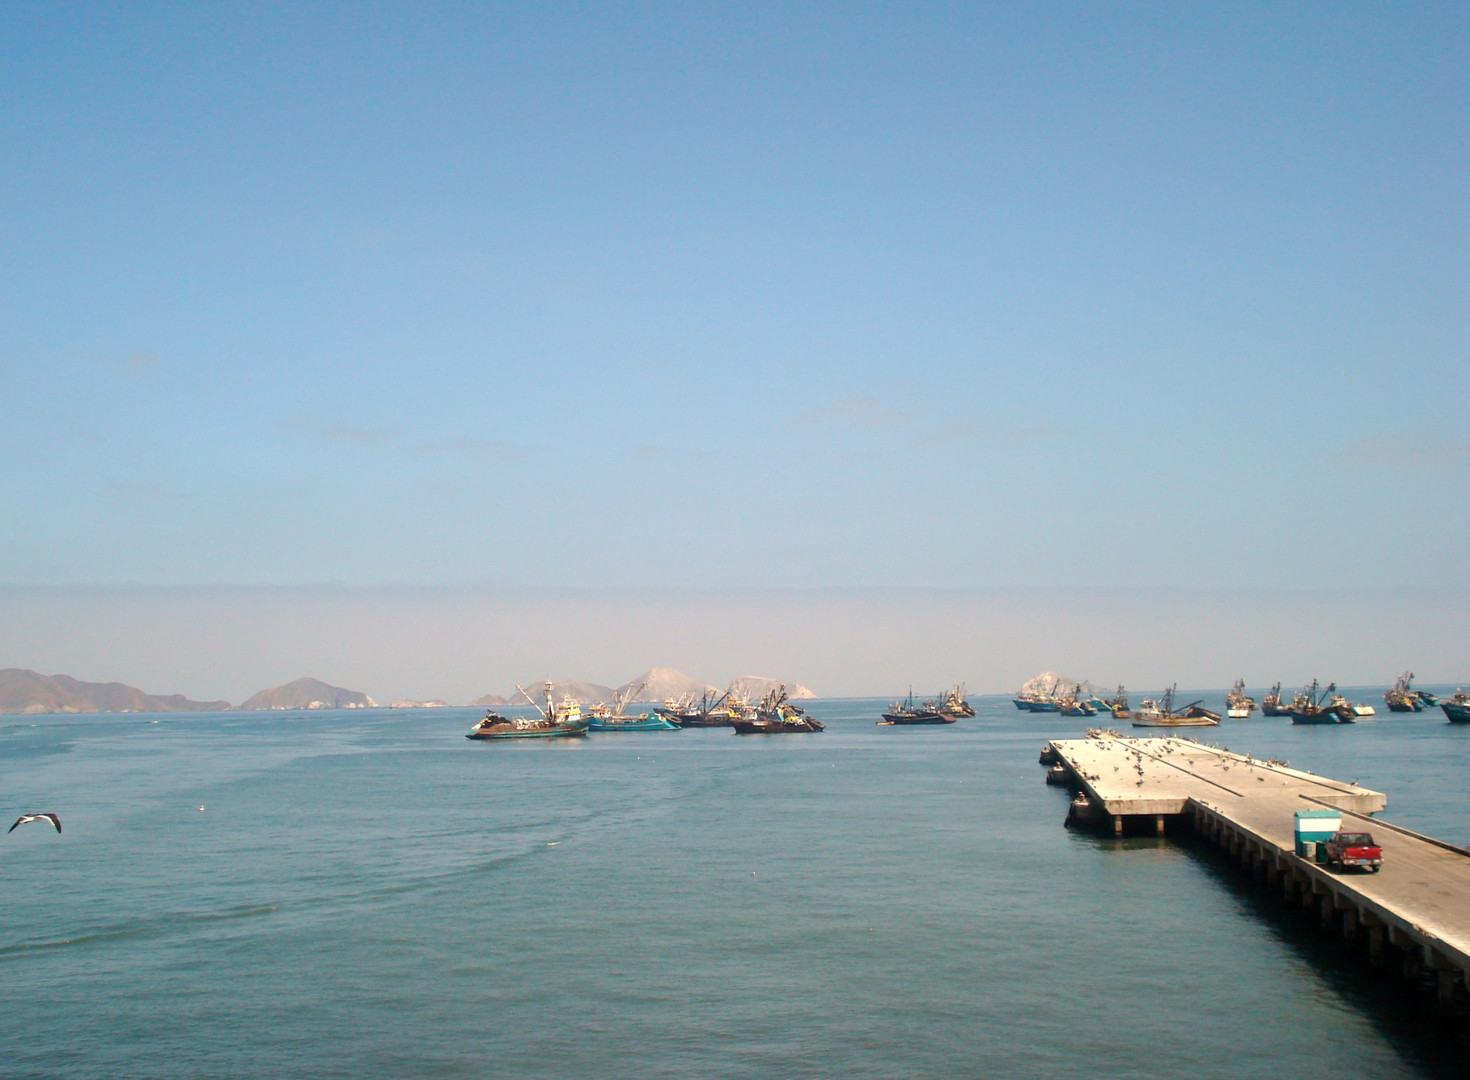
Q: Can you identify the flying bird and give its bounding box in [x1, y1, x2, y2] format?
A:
[9, 813, 61, 834]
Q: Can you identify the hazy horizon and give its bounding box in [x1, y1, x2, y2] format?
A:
[3, 583, 1464, 705]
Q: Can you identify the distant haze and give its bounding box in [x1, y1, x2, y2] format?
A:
[0, 585, 1461, 705]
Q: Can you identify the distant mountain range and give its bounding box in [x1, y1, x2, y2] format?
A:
[0, 667, 818, 715]
[0, 670, 371, 715]
[0, 669, 230, 715]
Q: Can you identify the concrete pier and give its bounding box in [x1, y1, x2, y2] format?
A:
[1048, 735, 1470, 1012]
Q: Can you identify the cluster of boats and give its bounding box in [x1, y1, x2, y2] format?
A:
[1011, 676, 1122, 717]
[1017, 671, 1465, 727]
[1381, 672, 1470, 722]
[465, 681, 823, 740]
[877, 685, 975, 725]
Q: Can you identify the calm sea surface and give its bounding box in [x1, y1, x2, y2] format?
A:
[3, 690, 1468, 1079]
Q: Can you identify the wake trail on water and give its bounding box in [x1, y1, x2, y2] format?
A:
[0, 903, 281, 959]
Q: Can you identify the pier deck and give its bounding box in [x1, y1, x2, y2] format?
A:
[1049, 736, 1470, 996]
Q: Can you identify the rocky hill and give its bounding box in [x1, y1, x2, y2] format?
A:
[727, 675, 817, 701]
[0, 668, 231, 715]
[618, 667, 719, 702]
[236, 677, 377, 711]
[474, 680, 618, 708]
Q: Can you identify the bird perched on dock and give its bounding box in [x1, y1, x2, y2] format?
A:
[9, 813, 61, 834]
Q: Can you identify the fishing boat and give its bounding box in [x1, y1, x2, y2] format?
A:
[1014, 673, 1064, 712]
[938, 683, 975, 719]
[1289, 679, 1355, 725]
[657, 690, 735, 727]
[1325, 691, 1375, 718]
[1384, 671, 1427, 713]
[733, 686, 824, 734]
[1226, 679, 1256, 719]
[1108, 686, 1130, 722]
[879, 690, 954, 725]
[588, 684, 679, 732]
[465, 681, 590, 740]
[1131, 685, 1220, 728]
[1261, 682, 1292, 717]
[1441, 691, 1470, 723]
[1057, 683, 1096, 717]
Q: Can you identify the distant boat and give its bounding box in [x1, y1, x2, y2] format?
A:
[1290, 679, 1355, 725]
[879, 690, 955, 725]
[1226, 679, 1256, 719]
[466, 681, 589, 740]
[733, 685, 824, 734]
[588, 683, 679, 732]
[1261, 682, 1292, 717]
[1384, 671, 1427, 713]
[1013, 673, 1064, 712]
[1108, 685, 1130, 722]
[657, 689, 737, 728]
[1057, 682, 1096, 717]
[1440, 690, 1470, 724]
[1131, 684, 1220, 728]
[1326, 692, 1375, 719]
[938, 683, 975, 719]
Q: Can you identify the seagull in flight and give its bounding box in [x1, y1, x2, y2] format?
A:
[9, 813, 61, 834]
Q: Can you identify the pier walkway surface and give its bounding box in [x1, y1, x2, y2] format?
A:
[1049, 735, 1470, 997]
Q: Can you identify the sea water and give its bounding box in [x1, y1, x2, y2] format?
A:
[2, 693, 1467, 1079]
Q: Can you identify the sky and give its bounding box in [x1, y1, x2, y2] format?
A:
[1, 3, 1466, 699]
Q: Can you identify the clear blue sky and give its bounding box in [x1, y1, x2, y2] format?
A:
[1, 3, 1466, 697]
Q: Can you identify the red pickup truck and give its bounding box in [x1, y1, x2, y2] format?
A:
[1322, 830, 1383, 872]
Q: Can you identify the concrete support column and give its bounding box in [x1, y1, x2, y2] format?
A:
[1366, 924, 1386, 968]
[1321, 897, 1337, 931]
[1155, 815, 1165, 836]
[1113, 815, 1124, 837]
[1435, 968, 1456, 1011]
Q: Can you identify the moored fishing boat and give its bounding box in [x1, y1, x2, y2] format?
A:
[1108, 686, 1130, 722]
[465, 681, 590, 740]
[1057, 682, 1096, 717]
[1440, 691, 1470, 723]
[1226, 679, 1256, 719]
[588, 684, 679, 731]
[1014, 672, 1064, 712]
[1326, 692, 1375, 719]
[1384, 671, 1427, 713]
[1261, 682, 1292, 717]
[879, 690, 954, 725]
[1290, 679, 1355, 725]
[734, 685, 824, 734]
[658, 690, 735, 727]
[938, 683, 975, 719]
[1131, 685, 1220, 728]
